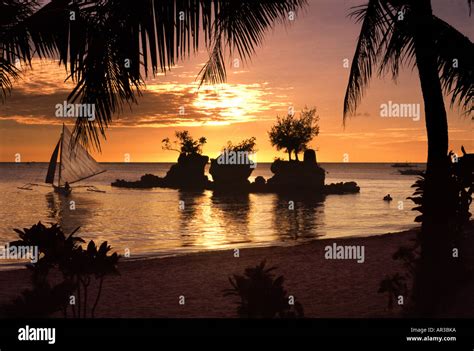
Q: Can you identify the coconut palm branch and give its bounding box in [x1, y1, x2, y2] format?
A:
[343, 0, 394, 120]
[343, 0, 473, 123]
[1, 0, 306, 150]
[0, 57, 19, 103]
[0, 0, 38, 103]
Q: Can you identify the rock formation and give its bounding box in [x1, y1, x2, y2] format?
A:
[209, 156, 254, 191]
[164, 153, 209, 189]
[266, 149, 325, 193]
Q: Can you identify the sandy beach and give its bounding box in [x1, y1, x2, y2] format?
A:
[0, 228, 424, 318]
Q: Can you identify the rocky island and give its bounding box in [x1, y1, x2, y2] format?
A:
[112, 113, 360, 195]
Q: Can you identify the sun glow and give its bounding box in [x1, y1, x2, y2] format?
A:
[143, 80, 287, 127]
[192, 83, 271, 125]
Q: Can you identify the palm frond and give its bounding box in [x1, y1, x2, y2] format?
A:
[0, 57, 20, 103]
[345, 1, 473, 121]
[378, 5, 416, 80]
[1, 0, 307, 150]
[197, 38, 226, 87]
[67, 2, 144, 150]
[343, 0, 394, 123]
[0, 0, 39, 101]
[197, 0, 307, 86]
[432, 17, 474, 116]
[0, 0, 38, 62]
[378, 12, 473, 117]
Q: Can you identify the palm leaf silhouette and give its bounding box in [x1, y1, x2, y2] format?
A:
[1, 0, 307, 150]
[343, 0, 473, 123]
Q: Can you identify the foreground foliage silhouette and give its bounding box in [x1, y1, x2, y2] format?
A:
[378, 149, 474, 315]
[1, 222, 119, 318]
[345, 0, 473, 316]
[224, 260, 304, 318]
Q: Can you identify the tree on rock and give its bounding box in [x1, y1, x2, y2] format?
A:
[268, 107, 319, 161]
[162, 131, 207, 156]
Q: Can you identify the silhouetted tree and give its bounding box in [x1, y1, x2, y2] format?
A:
[162, 131, 207, 156]
[344, 0, 473, 316]
[268, 107, 319, 161]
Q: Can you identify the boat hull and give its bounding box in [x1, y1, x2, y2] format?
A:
[53, 186, 72, 196]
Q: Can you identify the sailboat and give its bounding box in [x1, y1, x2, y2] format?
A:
[45, 124, 105, 195]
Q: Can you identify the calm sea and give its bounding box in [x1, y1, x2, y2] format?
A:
[0, 162, 424, 269]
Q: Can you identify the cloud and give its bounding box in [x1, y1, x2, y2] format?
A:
[1, 68, 290, 128]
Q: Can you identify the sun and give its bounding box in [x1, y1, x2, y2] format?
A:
[143, 80, 286, 127]
[192, 83, 266, 125]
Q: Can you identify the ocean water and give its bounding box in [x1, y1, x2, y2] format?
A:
[0, 162, 423, 269]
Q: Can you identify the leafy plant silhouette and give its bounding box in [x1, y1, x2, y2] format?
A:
[9, 222, 84, 284]
[2, 222, 119, 318]
[224, 260, 303, 318]
[60, 240, 120, 318]
[162, 130, 207, 156]
[223, 137, 257, 153]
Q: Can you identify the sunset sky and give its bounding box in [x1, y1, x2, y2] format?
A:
[0, 0, 472, 162]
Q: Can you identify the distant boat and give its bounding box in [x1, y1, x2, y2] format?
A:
[391, 162, 415, 168]
[45, 124, 105, 195]
[398, 169, 424, 176]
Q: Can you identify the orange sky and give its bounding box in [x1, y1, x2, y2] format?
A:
[0, 0, 472, 162]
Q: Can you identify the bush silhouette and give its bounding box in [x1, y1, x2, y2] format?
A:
[224, 260, 303, 318]
[223, 137, 257, 153]
[162, 130, 207, 156]
[2, 222, 119, 318]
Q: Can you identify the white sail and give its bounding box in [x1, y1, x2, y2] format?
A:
[59, 126, 105, 184]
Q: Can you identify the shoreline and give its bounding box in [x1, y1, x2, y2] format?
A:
[0, 227, 425, 318]
[0, 225, 418, 272]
